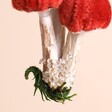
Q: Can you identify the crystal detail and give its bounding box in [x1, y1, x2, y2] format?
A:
[39, 54, 78, 89]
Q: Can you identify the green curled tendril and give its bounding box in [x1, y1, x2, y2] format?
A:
[25, 66, 76, 103]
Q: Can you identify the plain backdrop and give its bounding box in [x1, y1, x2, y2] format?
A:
[0, 1, 112, 112]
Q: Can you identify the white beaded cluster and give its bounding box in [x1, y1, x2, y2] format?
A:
[39, 54, 78, 89]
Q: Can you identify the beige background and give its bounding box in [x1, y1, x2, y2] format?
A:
[0, 1, 112, 112]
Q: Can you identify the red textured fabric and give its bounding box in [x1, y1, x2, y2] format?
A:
[59, 0, 111, 32]
[12, 0, 63, 12]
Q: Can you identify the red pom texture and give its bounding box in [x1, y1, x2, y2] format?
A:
[12, 0, 63, 12]
[59, 0, 111, 32]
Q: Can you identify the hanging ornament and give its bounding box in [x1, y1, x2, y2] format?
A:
[12, 0, 111, 103]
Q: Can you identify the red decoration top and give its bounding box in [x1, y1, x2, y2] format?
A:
[12, 0, 63, 12]
[59, 0, 111, 32]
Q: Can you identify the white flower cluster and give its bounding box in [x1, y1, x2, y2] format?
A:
[39, 54, 77, 89]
